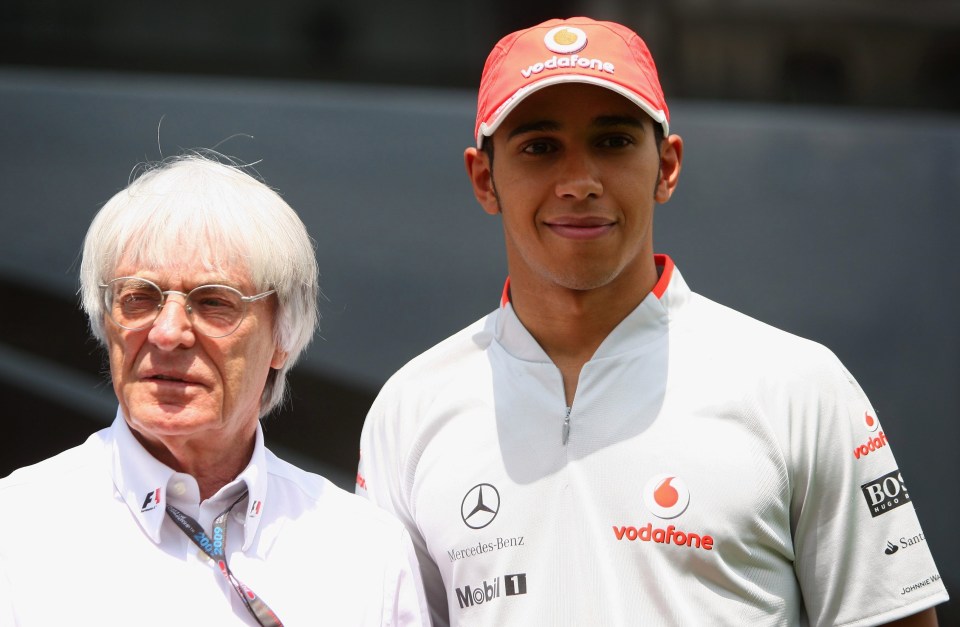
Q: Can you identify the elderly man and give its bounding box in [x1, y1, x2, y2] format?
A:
[0, 155, 429, 625]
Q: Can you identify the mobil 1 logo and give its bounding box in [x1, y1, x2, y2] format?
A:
[861, 468, 911, 518]
[455, 573, 528, 610]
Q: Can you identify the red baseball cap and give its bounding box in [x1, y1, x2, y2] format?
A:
[474, 17, 670, 147]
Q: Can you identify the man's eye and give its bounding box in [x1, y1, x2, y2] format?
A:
[598, 135, 633, 148]
[121, 291, 160, 305]
[521, 141, 555, 155]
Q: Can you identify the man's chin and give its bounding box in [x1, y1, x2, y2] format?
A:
[122, 400, 221, 440]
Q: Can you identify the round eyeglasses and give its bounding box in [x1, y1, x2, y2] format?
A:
[99, 277, 276, 338]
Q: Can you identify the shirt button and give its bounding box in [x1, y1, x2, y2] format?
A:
[171, 482, 186, 496]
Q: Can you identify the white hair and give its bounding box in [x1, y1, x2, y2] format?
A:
[79, 154, 319, 416]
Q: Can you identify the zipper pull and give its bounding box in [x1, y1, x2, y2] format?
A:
[562, 407, 571, 445]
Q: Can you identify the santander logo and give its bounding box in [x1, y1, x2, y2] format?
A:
[612, 474, 715, 552]
[854, 412, 888, 460]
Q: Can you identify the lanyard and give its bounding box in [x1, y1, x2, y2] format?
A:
[166, 491, 283, 627]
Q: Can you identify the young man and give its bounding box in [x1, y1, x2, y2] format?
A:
[0, 155, 429, 625]
[356, 17, 948, 626]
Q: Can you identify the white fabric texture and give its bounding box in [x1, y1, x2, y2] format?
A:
[357, 256, 947, 627]
[0, 412, 430, 626]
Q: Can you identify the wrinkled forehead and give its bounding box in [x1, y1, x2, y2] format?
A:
[110, 231, 255, 288]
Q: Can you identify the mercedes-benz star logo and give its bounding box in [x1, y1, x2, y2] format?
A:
[461, 483, 500, 529]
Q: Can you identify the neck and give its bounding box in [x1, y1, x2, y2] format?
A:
[508, 264, 659, 405]
[132, 428, 256, 501]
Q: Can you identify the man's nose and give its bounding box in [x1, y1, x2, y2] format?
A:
[554, 151, 603, 200]
[147, 295, 195, 350]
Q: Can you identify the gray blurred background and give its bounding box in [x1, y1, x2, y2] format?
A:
[1, 1, 957, 621]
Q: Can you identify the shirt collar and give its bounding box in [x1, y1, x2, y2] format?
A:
[108, 409, 270, 550]
[233, 425, 268, 551]
[494, 254, 691, 361]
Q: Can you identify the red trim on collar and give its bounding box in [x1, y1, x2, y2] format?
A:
[652, 254, 674, 299]
[499, 254, 674, 308]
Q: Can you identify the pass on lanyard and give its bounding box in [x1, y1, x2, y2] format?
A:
[166, 491, 283, 627]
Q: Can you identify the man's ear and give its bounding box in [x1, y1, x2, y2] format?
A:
[271, 347, 288, 370]
[464, 146, 501, 215]
[654, 134, 683, 204]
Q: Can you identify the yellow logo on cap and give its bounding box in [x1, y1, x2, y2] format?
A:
[553, 29, 578, 46]
[544, 26, 587, 54]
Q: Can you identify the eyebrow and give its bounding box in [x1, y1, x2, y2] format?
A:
[506, 120, 561, 140]
[594, 115, 646, 129]
[506, 115, 646, 140]
[119, 274, 242, 290]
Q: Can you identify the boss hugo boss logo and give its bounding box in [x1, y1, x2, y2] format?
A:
[612, 474, 716, 551]
[861, 468, 911, 517]
[462, 483, 500, 529]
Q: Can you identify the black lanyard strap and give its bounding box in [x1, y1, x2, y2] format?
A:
[166, 491, 283, 627]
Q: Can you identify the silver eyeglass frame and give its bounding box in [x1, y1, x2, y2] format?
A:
[98, 276, 276, 338]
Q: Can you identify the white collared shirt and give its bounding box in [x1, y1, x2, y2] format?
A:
[0, 411, 430, 626]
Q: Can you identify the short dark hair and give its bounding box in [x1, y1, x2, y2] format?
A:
[653, 123, 665, 152]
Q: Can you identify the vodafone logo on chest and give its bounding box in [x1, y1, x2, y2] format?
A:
[611, 474, 716, 552]
[854, 412, 889, 460]
[644, 474, 690, 518]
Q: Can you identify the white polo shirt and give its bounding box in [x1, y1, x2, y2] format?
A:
[357, 255, 947, 627]
[0, 411, 430, 626]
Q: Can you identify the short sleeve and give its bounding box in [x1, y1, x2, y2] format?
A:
[787, 354, 948, 626]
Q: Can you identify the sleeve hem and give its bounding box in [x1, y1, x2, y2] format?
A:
[834, 590, 950, 627]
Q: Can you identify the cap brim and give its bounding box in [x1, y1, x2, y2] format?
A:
[477, 75, 669, 148]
